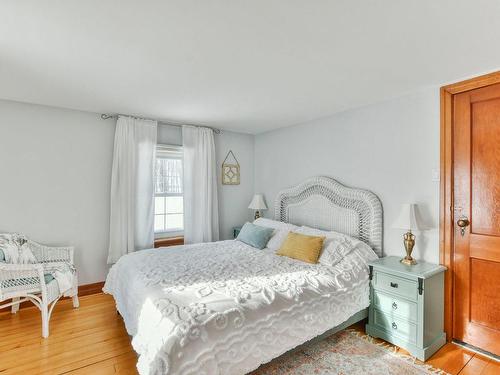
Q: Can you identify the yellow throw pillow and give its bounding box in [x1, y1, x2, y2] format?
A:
[277, 232, 325, 264]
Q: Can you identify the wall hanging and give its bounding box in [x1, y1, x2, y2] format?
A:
[222, 150, 240, 185]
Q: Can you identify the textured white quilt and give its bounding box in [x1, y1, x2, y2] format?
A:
[104, 240, 377, 375]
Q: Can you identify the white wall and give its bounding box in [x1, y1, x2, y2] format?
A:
[0, 86, 441, 285]
[0, 100, 255, 284]
[157, 123, 182, 145]
[216, 131, 255, 239]
[254, 88, 441, 263]
[0, 100, 115, 285]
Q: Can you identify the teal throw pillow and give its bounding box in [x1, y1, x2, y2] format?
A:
[236, 222, 274, 249]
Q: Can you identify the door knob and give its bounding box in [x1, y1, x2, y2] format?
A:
[457, 217, 470, 236]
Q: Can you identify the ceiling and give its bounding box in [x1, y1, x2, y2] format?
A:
[1, 1, 499, 134]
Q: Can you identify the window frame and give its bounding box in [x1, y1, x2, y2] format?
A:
[154, 144, 184, 238]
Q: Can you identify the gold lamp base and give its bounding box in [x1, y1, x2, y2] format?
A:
[400, 230, 417, 266]
[254, 210, 261, 220]
[400, 256, 417, 266]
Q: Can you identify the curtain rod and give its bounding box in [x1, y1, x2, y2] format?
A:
[100, 114, 221, 134]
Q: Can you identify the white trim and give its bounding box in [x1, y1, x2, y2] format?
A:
[154, 144, 184, 234]
[157, 144, 182, 158]
[155, 192, 183, 197]
[154, 230, 184, 239]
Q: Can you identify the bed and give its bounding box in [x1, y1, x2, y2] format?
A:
[104, 176, 383, 375]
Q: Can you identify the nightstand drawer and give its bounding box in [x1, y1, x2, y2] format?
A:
[374, 271, 418, 301]
[373, 290, 417, 322]
[374, 309, 417, 344]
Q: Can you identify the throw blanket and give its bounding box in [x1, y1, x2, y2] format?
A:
[0, 233, 36, 264]
[43, 263, 76, 295]
[0, 233, 75, 294]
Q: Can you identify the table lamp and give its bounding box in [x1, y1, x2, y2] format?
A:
[393, 203, 422, 265]
[248, 194, 267, 220]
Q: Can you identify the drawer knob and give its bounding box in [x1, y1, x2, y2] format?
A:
[392, 322, 397, 330]
[390, 282, 398, 288]
[392, 302, 398, 310]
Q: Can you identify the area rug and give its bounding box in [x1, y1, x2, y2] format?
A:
[250, 330, 447, 375]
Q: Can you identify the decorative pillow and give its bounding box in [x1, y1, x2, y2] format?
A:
[0, 236, 37, 264]
[253, 218, 298, 252]
[18, 243, 38, 264]
[296, 226, 367, 267]
[236, 222, 274, 249]
[277, 232, 325, 264]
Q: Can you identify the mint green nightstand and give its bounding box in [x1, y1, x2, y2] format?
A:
[233, 226, 242, 239]
[365, 256, 447, 361]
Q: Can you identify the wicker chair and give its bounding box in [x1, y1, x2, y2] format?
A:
[0, 237, 79, 338]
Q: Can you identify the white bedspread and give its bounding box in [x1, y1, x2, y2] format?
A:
[104, 240, 377, 375]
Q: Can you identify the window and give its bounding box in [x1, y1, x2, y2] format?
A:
[154, 145, 183, 236]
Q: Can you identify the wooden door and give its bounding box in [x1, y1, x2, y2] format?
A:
[453, 83, 500, 355]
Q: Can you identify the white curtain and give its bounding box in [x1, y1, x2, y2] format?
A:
[182, 125, 219, 244]
[107, 116, 157, 264]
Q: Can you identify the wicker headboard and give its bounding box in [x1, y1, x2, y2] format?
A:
[274, 176, 383, 256]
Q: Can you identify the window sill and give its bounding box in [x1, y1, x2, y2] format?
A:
[155, 230, 183, 239]
[154, 236, 184, 248]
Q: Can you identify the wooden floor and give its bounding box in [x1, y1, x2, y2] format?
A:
[348, 321, 500, 375]
[1, 294, 498, 374]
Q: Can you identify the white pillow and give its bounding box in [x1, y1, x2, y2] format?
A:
[296, 226, 369, 267]
[18, 243, 38, 264]
[0, 240, 37, 264]
[253, 218, 294, 231]
[253, 218, 298, 252]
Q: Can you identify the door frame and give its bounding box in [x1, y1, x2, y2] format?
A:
[440, 70, 500, 341]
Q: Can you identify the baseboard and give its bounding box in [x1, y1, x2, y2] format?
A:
[78, 281, 105, 297]
[0, 281, 105, 312]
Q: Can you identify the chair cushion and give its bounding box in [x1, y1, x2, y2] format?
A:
[0, 274, 55, 288]
[0, 242, 36, 264]
[44, 274, 55, 284]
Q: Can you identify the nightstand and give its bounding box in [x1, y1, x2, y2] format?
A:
[365, 256, 446, 361]
[233, 226, 242, 239]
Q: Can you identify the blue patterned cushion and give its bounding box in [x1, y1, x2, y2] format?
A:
[0, 248, 54, 283]
[44, 274, 55, 284]
[236, 222, 274, 249]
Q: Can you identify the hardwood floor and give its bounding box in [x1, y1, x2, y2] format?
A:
[0, 293, 136, 374]
[1, 293, 498, 374]
[349, 321, 500, 374]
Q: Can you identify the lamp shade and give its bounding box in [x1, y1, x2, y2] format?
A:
[392, 203, 422, 231]
[248, 194, 268, 210]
